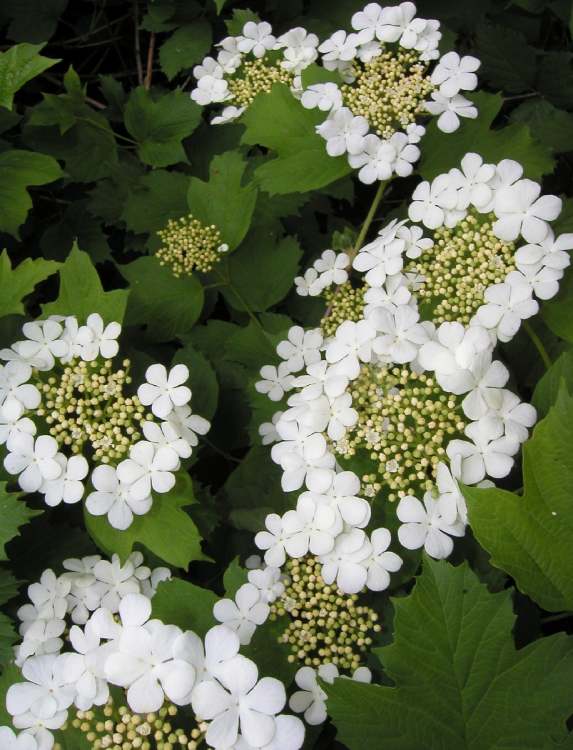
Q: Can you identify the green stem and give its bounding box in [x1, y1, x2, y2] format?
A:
[350, 178, 389, 260]
[523, 320, 552, 371]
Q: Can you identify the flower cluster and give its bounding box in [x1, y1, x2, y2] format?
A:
[301, 2, 481, 183]
[0, 315, 210, 529]
[191, 21, 319, 124]
[2, 554, 304, 750]
[156, 214, 229, 277]
[254, 154, 544, 584]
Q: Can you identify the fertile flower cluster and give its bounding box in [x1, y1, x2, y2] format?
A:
[254, 154, 546, 583]
[156, 215, 229, 277]
[301, 2, 481, 183]
[2, 554, 304, 750]
[0, 315, 210, 529]
[191, 21, 319, 124]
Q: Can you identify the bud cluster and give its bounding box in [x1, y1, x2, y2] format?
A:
[342, 49, 434, 139]
[156, 215, 227, 277]
[334, 364, 466, 500]
[270, 556, 381, 672]
[35, 358, 147, 462]
[321, 282, 366, 338]
[406, 209, 516, 325]
[72, 699, 207, 750]
[228, 58, 294, 107]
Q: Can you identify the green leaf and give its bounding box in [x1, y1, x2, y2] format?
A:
[121, 256, 204, 342]
[224, 313, 291, 369]
[0, 482, 42, 561]
[243, 616, 297, 685]
[536, 52, 573, 109]
[173, 342, 219, 421]
[225, 9, 260, 35]
[542, 269, 573, 343]
[241, 83, 352, 195]
[511, 99, 573, 154]
[42, 244, 129, 324]
[419, 92, 554, 180]
[124, 87, 201, 167]
[327, 560, 573, 750]
[0, 250, 59, 318]
[532, 348, 573, 416]
[475, 24, 536, 93]
[152, 578, 217, 637]
[121, 170, 189, 236]
[223, 557, 248, 597]
[159, 22, 212, 80]
[187, 151, 258, 251]
[0, 43, 59, 110]
[214, 0, 228, 13]
[0, 613, 17, 664]
[85, 473, 208, 569]
[3, 0, 68, 43]
[0, 150, 63, 237]
[465, 384, 573, 612]
[220, 233, 302, 312]
[0, 569, 21, 606]
[0, 662, 23, 725]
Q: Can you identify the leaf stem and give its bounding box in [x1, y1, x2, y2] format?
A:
[144, 32, 156, 90]
[523, 320, 552, 370]
[133, 0, 144, 86]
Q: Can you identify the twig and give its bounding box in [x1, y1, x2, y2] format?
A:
[144, 32, 156, 90]
[523, 320, 552, 371]
[133, 0, 143, 86]
[503, 91, 539, 102]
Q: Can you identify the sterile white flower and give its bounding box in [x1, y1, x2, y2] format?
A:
[256, 363, 295, 401]
[431, 52, 480, 97]
[76, 314, 121, 361]
[86, 465, 152, 530]
[353, 232, 404, 288]
[281, 494, 341, 558]
[13, 320, 68, 371]
[425, 91, 477, 133]
[449, 152, 495, 210]
[142, 420, 192, 462]
[313, 249, 351, 287]
[116, 440, 178, 500]
[493, 179, 562, 244]
[348, 134, 396, 184]
[40, 454, 88, 507]
[300, 82, 343, 112]
[258, 411, 283, 446]
[255, 514, 292, 567]
[0, 362, 40, 416]
[473, 275, 539, 343]
[318, 30, 359, 64]
[137, 364, 192, 419]
[213, 583, 270, 645]
[276, 327, 323, 374]
[372, 305, 428, 363]
[237, 21, 276, 58]
[325, 320, 376, 379]
[408, 174, 459, 229]
[289, 664, 338, 725]
[166, 403, 210, 447]
[4, 434, 62, 493]
[318, 528, 371, 594]
[317, 108, 369, 157]
[191, 76, 231, 105]
[67, 622, 110, 710]
[364, 528, 403, 590]
[397, 492, 465, 558]
[277, 27, 319, 73]
[447, 416, 519, 484]
[0, 727, 45, 750]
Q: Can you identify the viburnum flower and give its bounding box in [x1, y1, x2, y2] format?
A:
[318, 528, 371, 593]
[0, 362, 41, 416]
[447, 417, 519, 483]
[86, 465, 152, 530]
[289, 663, 339, 725]
[256, 363, 295, 402]
[137, 363, 192, 419]
[191, 655, 286, 749]
[247, 566, 285, 604]
[0, 727, 45, 750]
[4, 434, 62, 493]
[41, 454, 89, 507]
[276, 327, 323, 374]
[116, 440, 178, 500]
[213, 583, 270, 645]
[76, 313, 121, 361]
[397, 492, 465, 558]
[364, 528, 403, 590]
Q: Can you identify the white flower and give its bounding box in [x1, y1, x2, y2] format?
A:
[0, 727, 45, 749]
[191, 655, 286, 749]
[68, 622, 110, 710]
[348, 134, 396, 184]
[247, 566, 284, 604]
[194, 56, 224, 80]
[237, 21, 276, 58]
[283, 495, 341, 558]
[292, 361, 349, 402]
[397, 492, 465, 559]
[325, 320, 376, 379]
[318, 528, 371, 594]
[276, 327, 322, 374]
[317, 108, 368, 157]
[211, 105, 245, 125]
[397, 224, 433, 260]
[277, 27, 319, 73]
[76, 314, 121, 361]
[7, 653, 82, 723]
[351, 2, 387, 43]
[364, 528, 402, 590]
[327, 392, 358, 441]
[460, 353, 509, 421]
[60, 555, 103, 625]
[213, 583, 270, 645]
[431, 52, 480, 97]
[447, 416, 519, 484]
[449, 152, 495, 210]
[15, 617, 65, 664]
[363, 275, 412, 315]
[372, 305, 428, 364]
[12, 320, 68, 371]
[137, 363, 191, 419]
[191, 76, 231, 105]
[0, 410, 36, 446]
[255, 514, 291, 567]
[91, 555, 141, 612]
[41, 454, 88, 507]
[313, 249, 350, 288]
[216, 38, 242, 73]
[142, 420, 192, 462]
[490, 390, 536, 444]
[5, 434, 62, 493]
[309, 470, 371, 528]
[258, 411, 283, 446]
[104, 594, 197, 713]
[300, 82, 343, 112]
[294, 267, 323, 297]
[425, 91, 477, 133]
[377, 2, 418, 43]
[116, 440, 178, 500]
[256, 363, 295, 402]
[271, 420, 334, 493]
[166, 404, 210, 446]
[26, 570, 70, 621]
[516, 230, 572, 274]
[86, 465, 152, 530]
[289, 664, 338, 725]
[493, 179, 562, 244]
[473, 275, 539, 342]
[435, 459, 467, 525]
[0, 362, 40, 415]
[319, 30, 359, 63]
[353, 231, 404, 288]
[408, 174, 459, 229]
[389, 131, 420, 176]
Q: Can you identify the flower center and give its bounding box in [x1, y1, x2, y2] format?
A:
[341, 48, 434, 139]
[405, 209, 516, 325]
[270, 556, 380, 673]
[71, 698, 208, 750]
[35, 358, 148, 463]
[227, 58, 293, 107]
[156, 214, 226, 278]
[333, 363, 466, 501]
[321, 282, 366, 338]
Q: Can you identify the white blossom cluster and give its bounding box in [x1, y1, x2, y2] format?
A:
[191, 20, 319, 123]
[2, 554, 305, 750]
[370, 152, 568, 341]
[0, 314, 210, 530]
[253, 158, 547, 583]
[301, 2, 481, 183]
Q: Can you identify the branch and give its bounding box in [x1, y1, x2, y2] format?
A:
[133, 0, 143, 86]
[144, 32, 156, 90]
